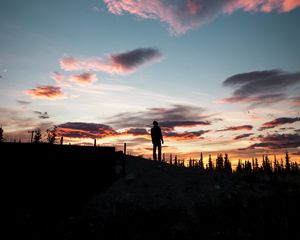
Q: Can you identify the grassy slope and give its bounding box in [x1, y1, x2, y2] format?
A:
[64, 156, 300, 240]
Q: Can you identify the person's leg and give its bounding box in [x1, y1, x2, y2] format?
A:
[158, 143, 161, 162]
[153, 144, 157, 161]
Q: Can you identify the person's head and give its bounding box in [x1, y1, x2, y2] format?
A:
[153, 120, 158, 126]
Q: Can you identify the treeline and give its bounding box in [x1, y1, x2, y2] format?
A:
[0, 126, 61, 144]
[163, 152, 299, 174]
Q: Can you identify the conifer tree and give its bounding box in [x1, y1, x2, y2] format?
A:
[285, 151, 291, 172]
[199, 152, 204, 169]
[216, 153, 224, 170]
[33, 128, 42, 143]
[46, 126, 57, 144]
[236, 159, 242, 172]
[224, 153, 232, 172]
[208, 154, 213, 170]
[0, 126, 3, 143]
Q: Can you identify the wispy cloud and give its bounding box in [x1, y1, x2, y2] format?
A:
[233, 133, 254, 140]
[59, 57, 81, 71]
[241, 133, 300, 150]
[59, 48, 162, 75]
[222, 70, 300, 107]
[216, 125, 253, 132]
[103, 0, 300, 36]
[125, 128, 149, 136]
[163, 129, 210, 141]
[58, 122, 117, 138]
[259, 117, 300, 131]
[108, 104, 211, 129]
[159, 120, 210, 131]
[50, 72, 65, 83]
[69, 73, 97, 86]
[26, 85, 64, 100]
[16, 100, 31, 105]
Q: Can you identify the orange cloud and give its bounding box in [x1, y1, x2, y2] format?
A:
[26, 85, 64, 100]
[69, 73, 97, 86]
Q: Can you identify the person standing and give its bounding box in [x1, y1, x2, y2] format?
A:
[151, 121, 164, 161]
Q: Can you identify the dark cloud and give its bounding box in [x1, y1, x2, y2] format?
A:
[259, 117, 300, 131]
[17, 100, 31, 105]
[60, 48, 162, 75]
[222, 70, 300, 107]
[111, 48, 162, 71]
[163, 130, 210, 141]
[58, 122, 116, 139]
[279, 127, 295, 131]
[33, 111, 50, 119]
[159, 120, 210, 131]
[241, 134, 300, 150]
[108, 104, 211, 129]
[233, 133, 254, 140]
[125, 128, 149, 136]
[216, 125, 253, 132]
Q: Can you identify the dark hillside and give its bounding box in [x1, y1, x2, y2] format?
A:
[8, 145, 300, 239]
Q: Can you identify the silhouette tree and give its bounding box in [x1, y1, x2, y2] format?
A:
[0, 126, 3, 143]
[236, 159, 242, 172]
[47, 126, 57, 144]
[33, 128, 42, 143]
[216, 153, 224, 170]
[208, 154, 213, 170]
[285, 151, 291, 172]
[198, 152, 204, 169]
[224, 153, 232, 172]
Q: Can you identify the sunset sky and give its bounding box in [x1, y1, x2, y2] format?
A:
[1, 0, 300, 163]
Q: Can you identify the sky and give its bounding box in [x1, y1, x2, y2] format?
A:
[1, 0, 300, 164]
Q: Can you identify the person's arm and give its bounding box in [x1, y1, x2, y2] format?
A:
[150, 128, 154, 144]
[160, 128, 164, 144]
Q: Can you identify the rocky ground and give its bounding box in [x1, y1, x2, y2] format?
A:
[16, 156, 300, 240]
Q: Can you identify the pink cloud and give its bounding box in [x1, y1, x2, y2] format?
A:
[26, 85, 64, 100]
[50, 72, 64, 83]
[69, 73, 98, 86]
[216, 125, 253, 132]
[103, 0, 300, 35]
[59, 56, 82, 71]
[281, 0, 300, 11]
[59, 48, 162, 74]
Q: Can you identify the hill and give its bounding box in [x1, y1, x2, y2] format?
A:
[61, 156, 300, 240]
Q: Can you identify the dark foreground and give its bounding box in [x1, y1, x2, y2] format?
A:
[8, 144, 300, 239]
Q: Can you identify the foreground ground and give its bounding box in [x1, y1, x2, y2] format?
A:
[16, 156, 300, 239]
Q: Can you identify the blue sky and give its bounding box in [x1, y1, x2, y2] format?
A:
[1, 0, 300, 161]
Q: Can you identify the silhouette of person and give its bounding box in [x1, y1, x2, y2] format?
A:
[151, 120, 164, 161]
